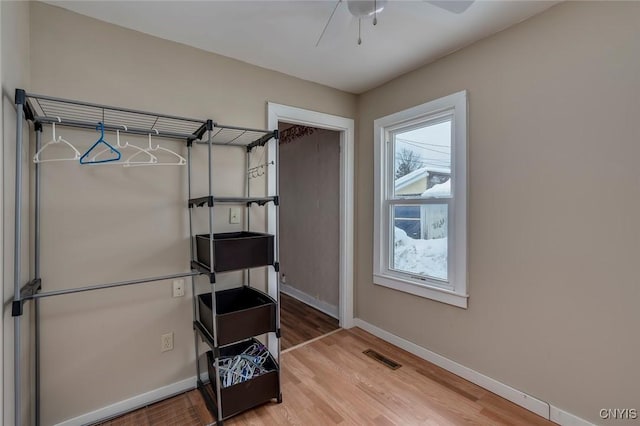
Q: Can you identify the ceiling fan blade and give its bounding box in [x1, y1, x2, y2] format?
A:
[426, 0, 475, 14]
[316, 0, 343, 47]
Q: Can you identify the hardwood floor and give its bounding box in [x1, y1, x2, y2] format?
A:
[98, 328, 553, 426]
[98, 392, 207, 425]
[280, 292, 340, 350]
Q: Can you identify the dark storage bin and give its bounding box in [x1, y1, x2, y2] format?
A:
[198, 287, 277, 346]
[206, 339, 280, 419]
[196, 232, 274, 272]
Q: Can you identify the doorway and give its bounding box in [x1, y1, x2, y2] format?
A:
[267, 103, 354, 352]
[278, 124, 340, 349]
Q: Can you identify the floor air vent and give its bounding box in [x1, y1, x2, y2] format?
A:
[363, 349, 402, 370]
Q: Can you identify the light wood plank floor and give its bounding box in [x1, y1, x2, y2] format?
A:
[280, 292, 340, 350]
[99, 328, 553, 425]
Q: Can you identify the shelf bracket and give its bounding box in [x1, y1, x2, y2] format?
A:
[191, 261, 216, 283]
[193, 320, 220, 354]
[15, 88, 35, 121]
[12, 278, 42, 317]
[190, 119, 214, 142]
[247, 130, 277, 151]
[188, 196, 214, 208]
[15, 88, 26, 105]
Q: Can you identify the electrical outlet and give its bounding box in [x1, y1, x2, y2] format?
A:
[161, 332, 174, 352]
[172, 279, 185, 297]
[229, 207, 241, 224]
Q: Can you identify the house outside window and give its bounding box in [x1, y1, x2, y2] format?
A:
[373, 91, 468, 308]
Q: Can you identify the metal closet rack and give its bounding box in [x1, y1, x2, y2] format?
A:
[187, 106, 281, 425]
[11, 88, 281, 426]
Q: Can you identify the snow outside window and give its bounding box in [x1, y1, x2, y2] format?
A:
[373, 91, 468, 308]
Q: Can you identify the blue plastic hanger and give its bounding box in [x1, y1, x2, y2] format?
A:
[80, 122, 121, 164]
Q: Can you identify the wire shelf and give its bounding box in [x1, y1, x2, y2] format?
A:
[24, 92, 277, 147]
[208, 126, 276, 148]
[25, 92, 207, 140]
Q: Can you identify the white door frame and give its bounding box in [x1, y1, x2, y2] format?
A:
[267, 103, 355, 329]
[0, 3, 4, 420]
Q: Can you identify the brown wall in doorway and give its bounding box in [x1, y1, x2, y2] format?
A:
[279, 126, 340, 313]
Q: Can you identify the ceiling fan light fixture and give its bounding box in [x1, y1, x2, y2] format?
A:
[316, 0, 475, 48]
[347, 0, 388, 18]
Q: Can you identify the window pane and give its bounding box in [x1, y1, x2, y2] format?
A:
[393, 119, 452, 198]
[394, 205, 420, 219]
[392, 204, 448, 281]
[394, 205, 421, 239]
[394, 219, 421, 239]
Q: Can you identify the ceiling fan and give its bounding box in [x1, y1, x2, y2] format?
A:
[316, 0, 475, 46]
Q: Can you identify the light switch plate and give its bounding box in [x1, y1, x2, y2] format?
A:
[229, 207, 241, 224]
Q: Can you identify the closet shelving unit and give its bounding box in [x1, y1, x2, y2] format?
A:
[11, 88, 281, 426]
[187, 121, 281, 425]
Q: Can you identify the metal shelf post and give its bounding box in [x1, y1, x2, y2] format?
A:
[14, 89, 25, 426]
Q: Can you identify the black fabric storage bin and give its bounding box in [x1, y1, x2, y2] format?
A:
[198, 287, 277, 346]
[206, 340, 279, 419]
[196, 232, 274, 272]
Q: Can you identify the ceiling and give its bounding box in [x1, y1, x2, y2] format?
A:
[45, 1, 558, 94]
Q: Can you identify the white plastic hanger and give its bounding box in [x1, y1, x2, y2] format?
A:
[33, 118, 82, 163]
[126, 130, 186, 167]
[91, 126, 158, 166]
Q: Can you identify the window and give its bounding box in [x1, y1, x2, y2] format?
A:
[373, 91, 468, 308]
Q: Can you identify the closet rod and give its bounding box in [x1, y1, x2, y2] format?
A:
[25, 271, 199, 300]
[34, 116, 198, 141]
[26, 91, 206, 125]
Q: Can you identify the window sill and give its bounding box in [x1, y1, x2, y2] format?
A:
[373, 273, 468, 308]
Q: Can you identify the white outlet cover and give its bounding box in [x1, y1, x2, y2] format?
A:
[172, 279, 185, 297]
[161, 332, 174, 352]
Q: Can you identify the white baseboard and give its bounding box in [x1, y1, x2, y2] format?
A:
[281, 283, 338, 319]
[353, 319, 551, 419]
[55, 375, 206, 426]
[550, 405, 595, 426]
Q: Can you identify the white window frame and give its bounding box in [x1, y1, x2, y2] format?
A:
[373, 91, 468, 308]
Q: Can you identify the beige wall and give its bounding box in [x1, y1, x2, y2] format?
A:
[2, 1, 33, 425]
[279, 127, 340, 309]
[356, 2, 640, 424]
[28, 2, 355, 424]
